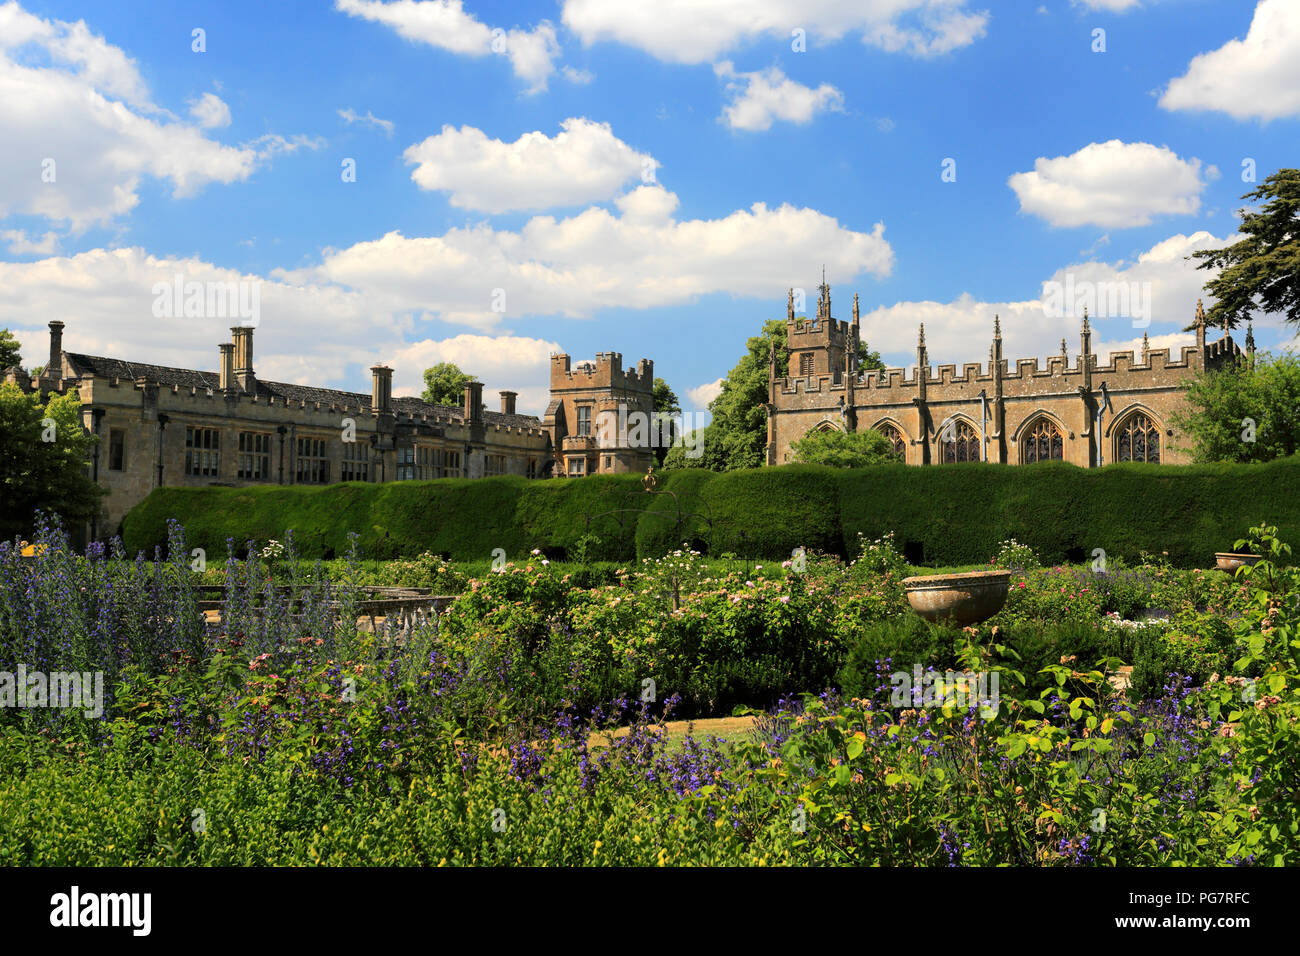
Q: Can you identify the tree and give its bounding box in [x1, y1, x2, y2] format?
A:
[0, 383, 103, 540]
[663, 319, 789, 471]
[421, 362, 473, 407]
[1171, 352, 1300, 462]
[1187, 168, 1300, 331]
[651, 377, 681, 466]
[0, 328, 21, 369]
[790, 427, 898, 467]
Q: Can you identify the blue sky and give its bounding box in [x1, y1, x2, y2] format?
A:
[2, 0, 1297, 417]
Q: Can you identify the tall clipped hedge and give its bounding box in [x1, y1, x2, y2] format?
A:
[121, 458, 1300, 567]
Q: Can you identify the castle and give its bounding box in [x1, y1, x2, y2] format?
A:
[766, 280, 1253, 468]
[6, 322, 654, 535]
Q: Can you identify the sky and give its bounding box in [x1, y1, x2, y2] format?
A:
[2, 0, 1298, 418]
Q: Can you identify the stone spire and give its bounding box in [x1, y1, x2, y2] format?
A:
[1141, 331, 1150, 362]
[994, 314, 1001, 339]
[787, 287, 794, 323]
[1246, 320, 1256, 363]
[852, 292, 859, 327]
[1194, 298, 1207, 367]
[1080, 309, 1093, 391]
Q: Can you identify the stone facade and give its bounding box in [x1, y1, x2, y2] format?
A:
[24, 322, 653, 536]
[544, 351, 656, 478]
[767, 282, 1254, 468]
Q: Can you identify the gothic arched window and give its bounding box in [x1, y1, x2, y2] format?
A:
[1021, 417, 1064, 464]
[1115, 413, 1161, 463]
[875, 423, 906, 460]
[940, 420, 980, 463]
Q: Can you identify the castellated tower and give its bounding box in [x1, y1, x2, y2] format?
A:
[784, 277, 861, 381]
[543, 350, 656, 477]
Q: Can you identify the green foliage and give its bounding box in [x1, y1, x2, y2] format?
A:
[1172, 351, 1300, 462]
[663, 319, 788, 472]
[420, 362, 473, 407]
[791, 427, 897, 467]
[652, 377, 681, 466]
[0, 328, 21, 369]
[1190, 168, 1300, 330]
[0, 383, 103, 540]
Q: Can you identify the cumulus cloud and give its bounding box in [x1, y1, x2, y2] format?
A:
[1, 229, 60, 255]
[403, 118, 656, 213]
[0, 2, 304, 232]
[338, 107, 395, 135]
[687, 378, 725, 409]
[561, 0, 989, 63]
[856, 231, 1245, 369]
[188, 92, 231, 129]
[0, 246, 564, 415]
[1007, 141, 1214, 229]
[1160, 0, 1300, 121]
[334, 0, 562, 93]
[714, 62, 844, 132]
[281, 185, 894, 327]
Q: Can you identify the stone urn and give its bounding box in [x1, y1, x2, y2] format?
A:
[1215, 552, 1261, 572]
[902, 569, 1011, 625]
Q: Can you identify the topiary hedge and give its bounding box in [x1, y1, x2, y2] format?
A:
[121, 457, 1300, 567]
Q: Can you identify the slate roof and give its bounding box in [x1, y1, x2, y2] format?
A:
[63, 352, 543, 428]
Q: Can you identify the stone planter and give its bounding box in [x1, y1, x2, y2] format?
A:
[902, 569, 1011, 625]
[1215, 552, 1261, 572]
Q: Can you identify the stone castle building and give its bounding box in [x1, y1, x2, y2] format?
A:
[766, 280, 1254, 468]
[10, 322, 653, 535]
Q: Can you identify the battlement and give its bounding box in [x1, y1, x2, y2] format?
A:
[786, 316, 853, 344]
[777, 344, 1201, 399]
[550, 351, 654, 392]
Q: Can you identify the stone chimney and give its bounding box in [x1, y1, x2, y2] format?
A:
[371, 365, 393, 415]
[218, 343, 235, 391]
[463, 381, 483, 422]
[231, 326, 255, 393]
[499, 390, 517, 415]
[48, 321, 64, 379]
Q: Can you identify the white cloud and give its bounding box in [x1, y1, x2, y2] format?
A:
[1007, 141, 1213, 229]
[1071, 0, 1143, 11]
[856, 231, 1249, 368]
[687, 378, 724, 409]
[1, 229, 59, 255]
[338, 107, 395, 136]
[561, 65, 594, 84]
[561, 0, 989, 63]
[334, 0, 561, 93]
[714, 62, 844, 132]
[1160, 0, 1300, 121]
[0, 246, 563, 415]
[281, 185, 894, 327]
[386, 334, 560, 413]
[188, 92, 231, 129]
[404, 118, 656, 213]
[0, 2, 304, 232]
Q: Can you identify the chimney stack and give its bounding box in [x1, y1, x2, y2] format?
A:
[218, 343, 235, 390]
[464, 381, 483, 422]
[47, 321, 64, 383]
[371, 365, 393, 415]
[499, 390, 517, 416]
[231, 326, 255, 393]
